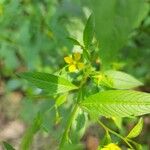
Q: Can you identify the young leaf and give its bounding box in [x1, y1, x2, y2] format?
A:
[112, 117, 122, 129]
[55, 94, 67, 107]
[105, 70, 143, 89]
[80, 90, 150, 117]
[83, 14, 95, 48]
[67, 37, 82, 46]
[19, 72, 78, 95]
[3, 142, 15, 150]
[20, 113, 43, 150]
[127, 118, 143, 139]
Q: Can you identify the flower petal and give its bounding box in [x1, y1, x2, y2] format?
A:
[68, 65, 77, 72]
[102, 143, 121, 150]
[73, 52, 81, 61]
[77, 62, 84, 70]
[64, 56, 73, 64]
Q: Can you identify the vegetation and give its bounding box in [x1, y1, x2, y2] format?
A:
[0, 0, 150, 150]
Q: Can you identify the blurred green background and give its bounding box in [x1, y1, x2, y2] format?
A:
[0, 0, 150, 149]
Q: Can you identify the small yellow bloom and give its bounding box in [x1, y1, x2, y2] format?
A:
[69, 64, 77, 72]
[64, 56, 73, 64]
[64, 52, 84, 72]
[101, 143, 121, 150]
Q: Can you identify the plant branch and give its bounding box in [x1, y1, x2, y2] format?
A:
[59, 73, 89, 149]
[59, 103, 79, 148]
[97, 120, 133, 149]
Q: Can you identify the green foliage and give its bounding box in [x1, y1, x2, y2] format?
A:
[83, 14, 95, 49]
[127, 118, 144, 139]
[67, 37, 82, 46]
[19, 72, 78, 95]
[20, 113, 43, 150]
[90, 0, 149, 68]
[0, 0, 78, 74]
[80, 90, 150, 117]
[55, 94, 68, 107]
[17, 12, 150, 149]
[1, 0, 150, 149]
[105, 70, 143, 89]
[3, 142, 15, 150]
[112, 117, 122, 129]
[61, 143, 83, 150]
[99, 132, 112, 148]
[121, 14, 150, 83]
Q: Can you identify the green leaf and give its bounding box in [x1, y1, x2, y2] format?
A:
[67, 37, 82, 46]
[80, 90, 150, 117]
[90, 0, 149, 68]
[92, 73, 113, 88]
[112, 117, 122, 129]
[71, 111, 87, 143]
[20, 113, 43, 150]
[19, 72, 78, 95]
[127, 118, 143, 139]
[3, 142, 15, 150]
[99, 132, 112, 148]
[55, 94, 68, 107]
[105, 70, 143, 89]
[135, 144, 143, 150]
[83, 14, 95, 48]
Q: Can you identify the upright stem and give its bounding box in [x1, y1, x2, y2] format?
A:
[59, 73, 89, 149]
[59, 103, 79, 148]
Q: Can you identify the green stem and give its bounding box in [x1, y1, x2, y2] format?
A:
[59, 73, 89, 149]
[127, 138, 141, 149]
[59, 103, 79, 148]
[97, 120, 133, 149]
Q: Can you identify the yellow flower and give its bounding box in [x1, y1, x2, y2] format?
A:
[101, 143, 121, 150]
[64, 52, 84, 72]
